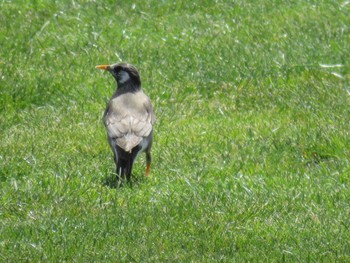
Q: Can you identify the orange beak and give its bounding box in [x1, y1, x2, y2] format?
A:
[95, 65, 110, 70]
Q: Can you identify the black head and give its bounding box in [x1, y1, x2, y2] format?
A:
[96, 62, 141, 88]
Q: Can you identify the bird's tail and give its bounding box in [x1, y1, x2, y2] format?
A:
[116, 155, 134, 181]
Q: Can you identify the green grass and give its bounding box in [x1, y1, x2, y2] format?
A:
[1, 0, 350, 261]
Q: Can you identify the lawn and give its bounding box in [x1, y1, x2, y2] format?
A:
[1, 0, 350, 261]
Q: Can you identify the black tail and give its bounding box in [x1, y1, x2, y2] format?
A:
[116, 156, 133, 181]
[115, 145, 141, 181]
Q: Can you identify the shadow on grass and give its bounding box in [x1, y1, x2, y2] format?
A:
[103, 173, 145, 189]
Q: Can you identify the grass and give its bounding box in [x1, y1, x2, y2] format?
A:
[1, 0, 350, 261]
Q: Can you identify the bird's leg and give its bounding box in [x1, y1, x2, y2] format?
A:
[145, 163, 151, 176]
[145, 152, 151, 176]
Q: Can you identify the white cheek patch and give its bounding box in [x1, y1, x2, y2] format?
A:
[118, 70, 130, 83]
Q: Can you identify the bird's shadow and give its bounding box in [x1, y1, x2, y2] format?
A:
[103, 173, 144, 189]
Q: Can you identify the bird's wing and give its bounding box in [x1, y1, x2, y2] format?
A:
[104, 91, 155, 152]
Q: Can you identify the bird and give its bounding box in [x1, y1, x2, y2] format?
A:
[96, 62, 155, 182]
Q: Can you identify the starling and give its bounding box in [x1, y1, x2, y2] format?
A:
[96, 63, 155, 181]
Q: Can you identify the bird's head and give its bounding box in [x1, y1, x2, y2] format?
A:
[96, 63, 141, 88]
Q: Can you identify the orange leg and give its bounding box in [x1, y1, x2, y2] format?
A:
[145, 163, 151, 176]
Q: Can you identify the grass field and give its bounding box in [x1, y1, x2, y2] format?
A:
[1, 0, 350, 261]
